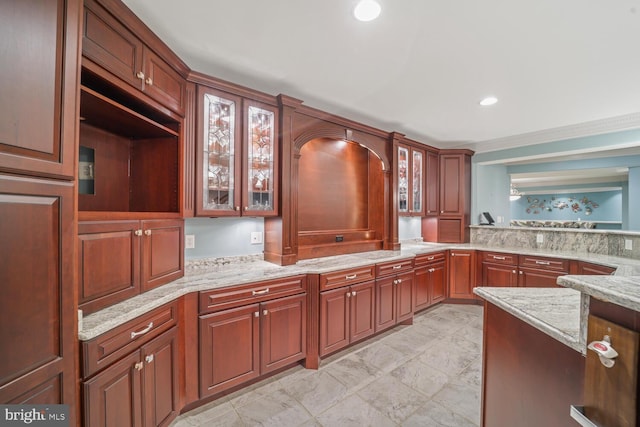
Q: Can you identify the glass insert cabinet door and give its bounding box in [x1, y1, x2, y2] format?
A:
[412, 149, 423, 213]
[245, 104, 276, 214]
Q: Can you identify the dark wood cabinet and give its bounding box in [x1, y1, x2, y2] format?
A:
[573, 261, 616, 276]
[375, 260, 414, 332]
[479, 251, 569, 288]
[479, 252, 519, 288]
[425, 150, 440, 216]
[397, 142, 425, 216]
[414, 252, 447, 312]
[518, 268, 565, 288]
[83, 326, 179, 427]
[448, 250, 477, 299]
[195, 85, 279, 217]
[79, 219, 184, 314]
[82, 0, 185, 115]
[198, 277, 306, 398]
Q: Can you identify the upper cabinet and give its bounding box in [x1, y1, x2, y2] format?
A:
[195, 85, 278, 217]
[439, 152, 470, 216]
[425, 150, 439, 216]
[397, 141, 424, 217]
[82, 0, 186, 116]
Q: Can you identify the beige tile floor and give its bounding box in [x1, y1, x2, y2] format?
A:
[170, 304, 483, 427]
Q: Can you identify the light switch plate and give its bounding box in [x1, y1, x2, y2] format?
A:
[625, 239, 633, 250]
[251, 231, 263, 244]
[185, 234, 195, 249]
[536, 234, 544, 244]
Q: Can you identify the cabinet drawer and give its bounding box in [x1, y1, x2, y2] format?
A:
[82, 301, 178, 378]
[480, 251, 517, 265]
[414, 251, 446, 267]
[199, 275, 307, 313]
[319, 265, 375, 291]
[519, 255, 569, 272]
[376, 258, 414, 277]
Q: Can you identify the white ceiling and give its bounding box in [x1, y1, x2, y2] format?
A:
[122, 0, 640, 152]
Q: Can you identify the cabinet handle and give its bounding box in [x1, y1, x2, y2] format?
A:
[244, 206, 248, 211]
[254, 311, 259, 317]
[144, 229, 152, 236]
[235, 206, 240, 211]
[451, 253, 455, 257]
[519, 271, 523, 275]
[134, 229, 143, 236]
[136, 71, 145, 80]
[263, 309, 268, 316]
[535, 260, 551, 266]
[392, 265, 403, 270]
[428, 268, 435, 273]
[345, 274, 357, 280]
[130, 322, 154, 339]
[252, 288, 270, 296]
[440, 210, 444, 214]
[145, 354, 154, 364]
[397, 278, 402, 284]
[352, 290, 357, 296]
[512, 270, 517, 274]
[427, 256, 435, 261]
[393, 280, 398, 285]
[135, 361, 144, 371]
[346, 292, 351, 297]
[493, 256, 506, 260]
[145, 77, 153, 86]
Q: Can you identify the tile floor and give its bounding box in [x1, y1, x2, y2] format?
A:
[170, 304, 483, 427]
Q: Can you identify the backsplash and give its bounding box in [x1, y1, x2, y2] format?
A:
[471, 226, 640, 260]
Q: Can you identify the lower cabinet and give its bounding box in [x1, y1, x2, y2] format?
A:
[375, 259, 414, 332]
[414, 252, 447, 311]
[83, 327, 179, 427]
[199, 291, 306, 398]
[448, 250, 477, 299]
[517, 267, 565, 288]
[319, 280, 375, 357]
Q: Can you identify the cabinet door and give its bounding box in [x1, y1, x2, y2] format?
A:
[396, 271, 414, 323]
[0, 175, 75, 408]
[319, 288, 349, 357]
[78, 220, 142, 314]
[482, 262, 518, 287]
[411, 148, 424, 215]
[199, 304, 259, 397]
[397, 145, 410, 215]
[518, 268, 563, 288]
[375, 276, 396, 332]
[196, 86, 242, 216]
[261, 294, 306, 374]
[414, 266, 430, 312]
[430, 260, 447, 304]
[141, 219, 184, 292]
[243, 99, 278, 216]
[449, 250, 475, 299]
[82, 0, 144, 89]
[142, 47, 185, 116]
[0, 0, 80, 178]
[350, 281, 375, 343]
[425, 150, 439, 216]
[141, 327, 178, 427]
[84, 351, 142, 427]
[439, 154, 463, 215]
[574, 261, 616, 276]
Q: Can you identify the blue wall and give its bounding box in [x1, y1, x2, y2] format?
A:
[184, 217, 264, 260]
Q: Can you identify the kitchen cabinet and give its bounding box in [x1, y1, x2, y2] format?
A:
[198, 276, 306, 398]
[82, 302, 180, 427]
[479, 252, 519, 287]
[0, 0, 81, 418]
[425, 150, 440, 216]
[195, 86, 279, 217]
[319, 266, 376, 356]
[78, 219, 184, 314]
[518, 255, 568, 288]
[573, 261, 616, 276]
[397, 143, 424, 216]
[414, 252, 447, 312]
[82, 0, 186, 115]
[375, 259, 414, 332]
[448, 250, 477, 299]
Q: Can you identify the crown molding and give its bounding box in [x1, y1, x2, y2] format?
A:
[456, 112, 640, 154]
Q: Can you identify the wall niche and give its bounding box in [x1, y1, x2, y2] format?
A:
[297, 138, 385, 259]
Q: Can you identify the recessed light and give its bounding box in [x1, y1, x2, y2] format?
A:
[479, 96, 498, 106]
[354, 0, 381, 22]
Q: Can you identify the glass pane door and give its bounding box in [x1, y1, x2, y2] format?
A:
[412, 150, 423, 213]
[246, 106, 275, 212]
[203, 93, 236, 211]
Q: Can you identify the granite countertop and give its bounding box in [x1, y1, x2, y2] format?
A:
[80, 241, 640, 342]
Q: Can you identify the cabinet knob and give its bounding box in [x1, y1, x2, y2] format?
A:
[352, 290, 357, 296]
[263, 309, 268, 316]
[145, 77, 153, 85]
[136, 71, 145, 80]
[144, 229, 152, 236]
[244, 206, 248, 211]
[346, 292, 351, 297]
[397, 278, 402, 284]
[135, 362, 144, 371]
[235, 206, 240, 211]
[134, 229, 143, 236]
[441, 210, 444, 214]
[254, 311, 259, 317]
[393, 280, 398, 285]
[428, 268, 435, 273]
[145, 354, 154, 364]
[519, 271, 523, 275]
[512, 270, 517, 274]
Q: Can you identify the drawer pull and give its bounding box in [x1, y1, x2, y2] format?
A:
[254, 311, 259, 318]
[263, 309, 268, 316]
[135, 362, 144, 371]
[397, 278, 402, 284]
[252, 288, 270, 296]
[535, 260, 551, 266]
[352, 290, 357, 296]
[345, 274, 357, 280]
[130, 322, 154, 339]
[428, 268, 435, 273]
[134, 229, 143, 236]
[427, 256, 435, 260]
[346, 292, 351, 297]
[493, 256, 506, 260]
[392, 265, 403, 270]
[145, 354, 154, 364]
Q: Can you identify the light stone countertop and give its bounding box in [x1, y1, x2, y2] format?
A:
[79, 241, 640, 342]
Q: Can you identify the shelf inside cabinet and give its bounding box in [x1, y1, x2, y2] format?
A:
[80, 86, 179, 139]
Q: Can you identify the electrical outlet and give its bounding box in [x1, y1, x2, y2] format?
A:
[185, 234, 195, 249]
[497, 216, 504, 224]
[251, 231, 263, 244]
[536, 234, 544, 244]
[625, 239, 633, 250]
